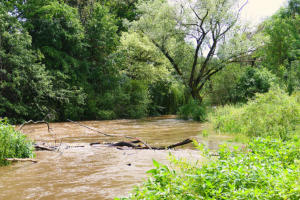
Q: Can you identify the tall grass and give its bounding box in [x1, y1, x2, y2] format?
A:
[210, 88, 300, 140]
[0, 119, 34, 166]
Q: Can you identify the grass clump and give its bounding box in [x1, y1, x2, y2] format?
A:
[0, 119, 34, 166]
[118, 137, 300, 200]
[210, 88, 300, 140]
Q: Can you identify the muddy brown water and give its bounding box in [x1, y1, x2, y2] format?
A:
[0, 116, 233, 200]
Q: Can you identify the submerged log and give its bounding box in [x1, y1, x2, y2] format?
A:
[5, 158, 38, 163]
[34, 144, 56, 151]
[90, 138, 193, 150]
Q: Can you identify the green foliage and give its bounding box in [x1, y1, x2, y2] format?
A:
[205, 64, 246, 105]
[205, 65, 277, 105]
[130, 0, 259, 102]
[0, 5, 60, 122]
[258, 0, 300, 94]
[117, 80, 151, 119]
[0, 119, 34, 166]
[177, 100, 207, 122]
[149, 80, 187, 115]
[17, 0, 87, 121]
[119, 137, 300, 200]
[97, 110, 116, 120]
[210, 88, 300, 140]
[234, 67, 277, 102]
[119, 31, 187, 116]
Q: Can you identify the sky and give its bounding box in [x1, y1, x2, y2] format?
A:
[241, 0, 288, 24]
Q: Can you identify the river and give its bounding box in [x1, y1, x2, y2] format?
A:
[0, 116, 233, 200]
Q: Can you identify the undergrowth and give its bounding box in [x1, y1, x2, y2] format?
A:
[117, 88, 300, 200]
[210, 88, 300, 140]
[118, 137, 300, 200]
[177, 100, 207, 122]
[0, 119, 34, 166]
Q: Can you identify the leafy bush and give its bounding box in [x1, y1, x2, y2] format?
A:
[177, 100, 207, 121]
[235, 67, 276, 102]
[0, 119, 34, 166]
[118, 137, 300, 200]
[205, 66, 277, 105]
[210, 88, 300, 140]
[205, 63, 246, 105]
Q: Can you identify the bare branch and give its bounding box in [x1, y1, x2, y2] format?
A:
[18, 120, 51, 132]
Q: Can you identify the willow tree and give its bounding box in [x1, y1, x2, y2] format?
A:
[130, 0, 257, 101]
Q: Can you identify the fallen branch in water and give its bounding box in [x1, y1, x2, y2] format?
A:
[164, 139, 193, 149]
[91, 138, 193, 150]
[34, 144, 56, 151]
[18, 120, 51, 132]
[67, 119, 153, 150]
[5, 158, 38, 163]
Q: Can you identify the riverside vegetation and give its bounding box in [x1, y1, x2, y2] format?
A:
[0, 119, 34, 166]
[118, 89, 300, 200]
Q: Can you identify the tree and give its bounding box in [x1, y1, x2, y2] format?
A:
[18, 0, 87, 120]
[259, 0, 300, 94]
[0, 4, 57, 122]
[130, 0, 257, 102]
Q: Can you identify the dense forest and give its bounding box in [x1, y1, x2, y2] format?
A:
[0, 0, 298, 123]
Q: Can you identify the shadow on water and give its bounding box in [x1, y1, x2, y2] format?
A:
[0, 116, 235, 200]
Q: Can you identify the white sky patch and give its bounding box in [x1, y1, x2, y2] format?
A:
[241, 0, 287, 25]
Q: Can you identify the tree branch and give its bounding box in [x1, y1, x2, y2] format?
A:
[150, 38, 183, 77]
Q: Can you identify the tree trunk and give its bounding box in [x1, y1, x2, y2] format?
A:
[191, 88, 203, 103]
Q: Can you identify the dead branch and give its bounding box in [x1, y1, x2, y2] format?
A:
[165, 139, 193, 149]
[67, 119, 152, 150]
[18, 120, 51, 133]
[5, 158, 38, 163]
[34, 144, 56, 151]
[91, 138, 193, 150]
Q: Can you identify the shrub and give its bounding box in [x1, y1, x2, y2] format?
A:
[210, 88, 300, 140]
[0, 119, 34, 166]
[205, 63, 246, 105]
[235, 67, 277, 102]
[177, 100, 207, 122]
[118, 137, 300, 200]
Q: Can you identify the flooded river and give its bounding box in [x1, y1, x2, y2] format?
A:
[0, 116, 232, 200]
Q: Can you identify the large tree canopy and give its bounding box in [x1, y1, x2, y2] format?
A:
[259, 0, 300, 93]
[129, 0, 258, 101]
[0, 4, 59, 122]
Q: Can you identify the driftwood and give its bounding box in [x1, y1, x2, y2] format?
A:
[34, 144, 56, 151]
[5, 158, 38, 163]
[67, 119, 153, 150]
[91, 138, 193, 150]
